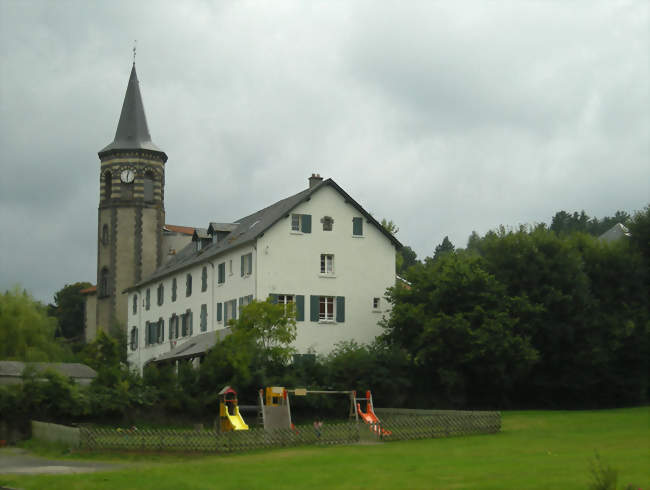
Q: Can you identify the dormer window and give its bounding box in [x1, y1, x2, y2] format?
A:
[196, 240, 202, 251]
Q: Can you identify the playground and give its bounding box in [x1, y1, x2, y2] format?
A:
[2, 407, 647, 490]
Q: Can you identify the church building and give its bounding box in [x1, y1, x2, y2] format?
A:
[85, 64, 401, 373]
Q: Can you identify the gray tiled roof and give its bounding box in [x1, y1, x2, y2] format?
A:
[128, 178, 402, 290]
[99, 64, 166, 159]
[152, 329, 231, 363]
[0, 361, 97, 379]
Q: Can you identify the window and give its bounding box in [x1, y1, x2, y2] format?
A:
[224, 299, 237, 324]
[157, 283, 164, 306]
[320, 254, 334, 275]
[319, 296, 334, 321]
[143, 170, 154, 201]
[269, 294, 304, 321]
[145, 288, 150, 310]
[169, 314, 179, 339]
[201, 266, 208, 292]
[241, 253, 252, 277]
[99, 268, 109, 297]
[172, 278, 177, 302]
[130, 327, 138, 351]
[104, 171, 112, 200]
[278, 294, 294, 316]
[373, 297, 381, 310]
[238, 295, 253, 313]
[101, 224, 109, 245]
[182, 311, 193, 337]
[157, 318, 165, 344]
[145, 320, 161, 346]
[291, 213, 311, 233]
[321, 216, 334, 231]
[132, 294, 138, 315]
[353, 217, 363, 236]
[218, 262, 226, 284]
[310, 295, 345, 323]
[186, 273, 192, 297]
[200, 304, 207, 332]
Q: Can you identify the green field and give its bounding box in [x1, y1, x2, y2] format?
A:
[2, 407, 648, 490]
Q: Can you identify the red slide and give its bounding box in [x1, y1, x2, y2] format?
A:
[357, 402, 391, 436]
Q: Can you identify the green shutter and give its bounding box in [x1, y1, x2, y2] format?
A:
[310, 295, 319, 322]
[169, 317, 173, 339]
[247, 253, 253, 275]
[336, 296, 345, 322]
[241, 255, 245, 276]
[296, 295, 305, 322]
[145, 321, 149, 345]
[353, 217, 362, 236]
[217, 303, 222, 322]
[301, 214, 311, 233]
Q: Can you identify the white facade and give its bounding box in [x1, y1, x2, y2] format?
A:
[126, 180, 398, 373]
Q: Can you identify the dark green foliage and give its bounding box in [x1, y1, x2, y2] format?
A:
[397, 245, 419, 276]
[383, 252, 538, 407]
[47, 282, 92, 342]
[432, 235, 455, 261]
[550, 209, 630, 236]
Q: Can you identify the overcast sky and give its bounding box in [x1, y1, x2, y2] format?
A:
[1, 1, 648, 304]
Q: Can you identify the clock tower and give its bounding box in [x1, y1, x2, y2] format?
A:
[89, 63, 168, 339]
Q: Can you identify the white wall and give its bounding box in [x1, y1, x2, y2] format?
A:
[126, 183, 397, 371]
[256, 185, 396, 354]
[127, 243, 256, 372]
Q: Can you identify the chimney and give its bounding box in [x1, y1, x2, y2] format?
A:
[309, 173, 323, 188]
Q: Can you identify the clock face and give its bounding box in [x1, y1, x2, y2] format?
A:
[120, 169, 135, 183]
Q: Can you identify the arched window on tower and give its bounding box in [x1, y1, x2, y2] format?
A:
[101, 224, 109, 245]
[144, 170, 155, 201]
[99, 267, 109, 297]
[104, 171, 112, 200]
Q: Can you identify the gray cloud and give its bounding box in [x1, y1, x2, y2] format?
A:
[0, 1, 648, 304]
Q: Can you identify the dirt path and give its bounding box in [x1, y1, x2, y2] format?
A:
[0, 448, 123, 475]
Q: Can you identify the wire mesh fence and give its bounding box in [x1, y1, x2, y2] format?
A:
[80, 421, 360, 453]
[372, 408, 501, 441]
[78, 409, 500, 452]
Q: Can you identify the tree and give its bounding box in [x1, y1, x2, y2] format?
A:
[432, 236, 455, 261]
[380, 218, 399, 236]
[397, 245, 418, 277]
[232, 299, 297, 366]
[628, 205, 650, 264]
[48, 281, 91, 341]
[0, 287, 70, 362]
[383, 253, 538, 407]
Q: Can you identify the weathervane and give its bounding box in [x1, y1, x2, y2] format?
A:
[133, 40, 137, 65]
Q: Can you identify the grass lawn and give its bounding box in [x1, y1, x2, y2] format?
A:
[1, 407, 648, 490]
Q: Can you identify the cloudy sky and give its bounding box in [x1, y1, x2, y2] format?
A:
[1, 1, 648, 304]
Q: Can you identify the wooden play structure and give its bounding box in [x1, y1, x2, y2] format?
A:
[258, 386, 389, 435]
[218, 386, 249, 432]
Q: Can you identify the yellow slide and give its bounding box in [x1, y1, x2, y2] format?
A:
[225, 406, 249, 431]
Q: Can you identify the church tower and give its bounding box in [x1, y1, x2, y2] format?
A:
[91, 63, 167, 338]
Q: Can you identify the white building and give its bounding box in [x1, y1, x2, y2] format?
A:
[126, 174, 401, 373]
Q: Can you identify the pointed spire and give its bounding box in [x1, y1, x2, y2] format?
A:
[99, 64, 166, 159]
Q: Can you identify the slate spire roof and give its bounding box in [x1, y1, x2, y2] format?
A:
[99, 64, 166, 159]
